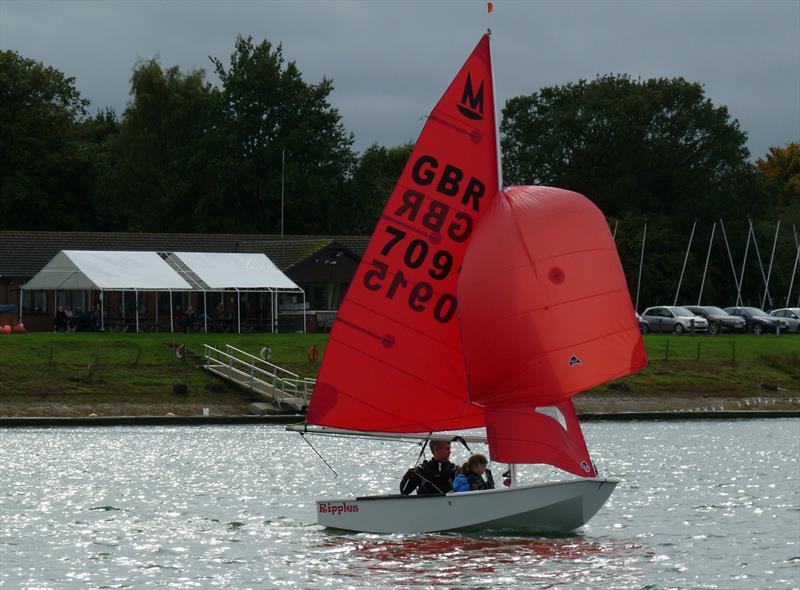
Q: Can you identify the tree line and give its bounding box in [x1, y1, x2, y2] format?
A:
[1, 37, 797, 308]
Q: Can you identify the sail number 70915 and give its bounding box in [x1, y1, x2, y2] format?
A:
[362, 225, 458, 323]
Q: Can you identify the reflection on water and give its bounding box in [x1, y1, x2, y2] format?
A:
[314, 534, 645, 588]
[1, 420, 797, 589]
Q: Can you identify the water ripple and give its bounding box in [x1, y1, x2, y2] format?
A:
[0, 420, 797, 589]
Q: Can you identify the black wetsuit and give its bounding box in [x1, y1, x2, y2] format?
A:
[400, 458, 459, 495]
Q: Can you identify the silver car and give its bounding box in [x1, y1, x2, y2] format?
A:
[684, 305, 747, 335]
[769, 308, 800, 333]
[641, 306, 709, 335]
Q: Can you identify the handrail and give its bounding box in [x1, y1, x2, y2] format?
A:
[202, 343, 314, 407]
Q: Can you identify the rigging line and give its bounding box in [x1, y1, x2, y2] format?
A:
[298, 432, 338, 478]
[413, 437, 431, 467]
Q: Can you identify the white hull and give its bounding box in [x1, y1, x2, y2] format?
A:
[316, 478, 618, 534]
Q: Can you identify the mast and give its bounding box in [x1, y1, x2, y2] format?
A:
[488, 29, 503, 191]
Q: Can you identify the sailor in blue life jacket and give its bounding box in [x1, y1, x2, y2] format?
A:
[452, 453, 495, 492]
[400, 440, 459, 495]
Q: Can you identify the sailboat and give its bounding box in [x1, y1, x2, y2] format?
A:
[290, 33, 647, 534]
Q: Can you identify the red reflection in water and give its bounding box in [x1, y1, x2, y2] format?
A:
[316, 533, 640, 580]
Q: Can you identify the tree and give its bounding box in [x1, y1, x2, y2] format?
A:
[341, 142, 414, 234]
[0, 51, 96, 230]
[754, 144, 800, 307]
[104, 59, 219, 232]
[757, 143, 799, 220]
[79, 108, 126, 230]
[207, 36, 355, 234]
[501, 75, 765, 306]
[501, 75, 758, 221]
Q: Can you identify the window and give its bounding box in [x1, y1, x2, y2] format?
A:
[22, 290, 48, 313]
[121, 292, 148, 316]
[56, 291, 87, 315]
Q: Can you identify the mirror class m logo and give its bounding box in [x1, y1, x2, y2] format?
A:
[457, 73, 485, 120]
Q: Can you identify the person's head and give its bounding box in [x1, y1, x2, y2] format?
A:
[429, 440, 452, 462]
[462, 453, 488, 475]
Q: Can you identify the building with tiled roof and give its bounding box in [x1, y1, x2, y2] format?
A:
[0, 231, 369, 332]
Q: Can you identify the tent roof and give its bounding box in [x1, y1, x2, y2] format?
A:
[170, 252, 300, 290]
[23, 251, 192, 291]
[22, 250, 301, 292]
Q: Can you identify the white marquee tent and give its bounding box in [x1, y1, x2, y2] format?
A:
[21, 250, 305, 333]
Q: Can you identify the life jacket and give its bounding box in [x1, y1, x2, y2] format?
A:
[464, 468, 495, 491]
[400, 459, 458, 495]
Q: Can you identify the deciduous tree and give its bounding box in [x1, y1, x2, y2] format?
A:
[207, 36, 354, 234]
[0, 51, 95, 230]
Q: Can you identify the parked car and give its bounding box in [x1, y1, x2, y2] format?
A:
[641, 306, 709, 334]
[769, 308, 800, 333]
[684, 305, 747, 335]
[723, 306, 788, 335]
[635, 312, 647, 334]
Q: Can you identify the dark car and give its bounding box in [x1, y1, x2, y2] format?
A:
[723, 306, 788, 335]
[684, 305, 747, 335]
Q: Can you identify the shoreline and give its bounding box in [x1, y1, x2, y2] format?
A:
[2, 410, 798, 428]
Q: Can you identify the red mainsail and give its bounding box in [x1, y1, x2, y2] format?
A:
[307, 34, 499, 432]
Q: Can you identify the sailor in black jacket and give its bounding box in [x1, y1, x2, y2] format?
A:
[400, 440, 459, 495]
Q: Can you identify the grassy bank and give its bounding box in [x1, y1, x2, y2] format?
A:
[0, 331, 797, 416]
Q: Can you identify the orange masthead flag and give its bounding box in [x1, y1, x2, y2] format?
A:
[487, 2, 493, 13]
[307, 35, 499, 432]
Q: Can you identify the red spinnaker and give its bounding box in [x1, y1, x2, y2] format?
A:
[307, 34, 499, 432]
[483, 399, 596, 476]
[458, 185, 648, 410]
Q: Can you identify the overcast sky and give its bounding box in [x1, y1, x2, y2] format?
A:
[1, 0, 798, 158]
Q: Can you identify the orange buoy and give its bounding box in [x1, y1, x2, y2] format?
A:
[12, 323, 25, 333]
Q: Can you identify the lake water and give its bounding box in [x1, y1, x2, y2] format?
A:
[1, 420, 798, 589]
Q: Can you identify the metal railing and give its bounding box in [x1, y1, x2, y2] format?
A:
[202, 344, 315, 408]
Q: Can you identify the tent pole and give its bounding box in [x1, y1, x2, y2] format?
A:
[100, 291, 104, 331]
[203, 291, 208, 333]
[674, 220, 696, 306]
[302, 290, 307, 333]
[272, 290, 277, 333]
[237, 289, 241, 334]
[135, 289, 140, 333]
[18, 287, 23, 325]
[697, 222, 716, 305]
[169, 290, 174, 333]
